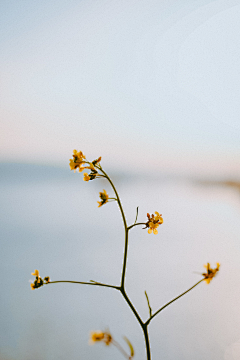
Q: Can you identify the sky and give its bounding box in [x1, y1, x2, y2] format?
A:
[0, 0, 240, 178]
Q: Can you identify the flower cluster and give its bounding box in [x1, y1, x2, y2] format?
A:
[70, 151, 110, 206]
[30, 270, 50, 290]
[83, 158, 102, 181]
[89, 331, 112, 346]
[69, 150, 102, 182]
[202, 263, 220, 284]
[144, 212, 163, 234]
[83, 165, 98, 181]
[89, 330, 135, 359]
[69, 150, 86, 172]
[98, 189, 109, 207]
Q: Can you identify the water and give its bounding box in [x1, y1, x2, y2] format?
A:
[1, 164, 240, 360]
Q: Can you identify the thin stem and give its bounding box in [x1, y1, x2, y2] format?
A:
[143, 325, 151, 360]
[128, 223, 146, 230]
[95, 166, 129, 289]
[96, 166, 127, 230]
[121, 229, 129, 288]
[95, 165, 150, 360]
[48, 280, 119, 290]
[121, 289, 143, 327]
[112, 339, 132, 360]
[145, 279, 204, 326]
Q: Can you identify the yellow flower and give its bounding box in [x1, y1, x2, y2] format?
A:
[30, 270, 50, 289]
[73, 150, 85, 159]
[154, 211, 163, 224]
[83, 172, 90, 182]
[148, 222, 159, 235]
[89, 331, 112, 346]
[97, 190, 109, 207]
[89, 163, 95, 170]
[202, 263, 220, 284]
[69, 150, 86, 172]
[92, 157, 102, 166]
[89, 331, 105, 344]
[30, 283, 36, 290]
[103, 332, 112, 346]
[144, 212, 163, 235]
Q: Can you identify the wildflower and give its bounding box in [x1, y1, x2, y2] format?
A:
[143, 212, 163, 234]
[97, 190, 109, 207]
[89, 331, 112, 346]
[84, 158, 101, 171]
[89, 331, 104, 344]
[148, 222, 159, 235]
[30, 269, 44, 290]
[154, 211, 163, 224]
[30, 270, 50, 290]
[69, 150, 86, 172]
[83, 167, 99, 181]
[202, 263, 220, 284]
[92, 157, 102, 166]
[103, 332, 112, 346]
[83, 172, 90, 182]
[88, 163, 95, 170]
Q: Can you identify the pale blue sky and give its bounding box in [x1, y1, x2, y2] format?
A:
[0, 0, 240, 177]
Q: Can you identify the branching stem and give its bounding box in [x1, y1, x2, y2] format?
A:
[128, 223, 146, 230]
[49, 280, 119, 290]
[50, 161, 206, 360]
[145, 279, 204, 326]
[95, 166, 129, 289]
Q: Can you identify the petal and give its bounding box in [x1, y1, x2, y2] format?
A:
[31, 270, 39, 277]
[148, 229, 153, 234]
[83, 173, 90, 181]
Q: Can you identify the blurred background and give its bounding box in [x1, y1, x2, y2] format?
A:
[1, 0, 240, 359]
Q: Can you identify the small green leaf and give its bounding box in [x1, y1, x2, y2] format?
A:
[134, 206, 139, 224]
[123, 336, 134, 357]
[145, 291, 152, 317]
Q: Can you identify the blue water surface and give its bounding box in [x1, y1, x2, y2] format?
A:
[1, 164, 240, 360]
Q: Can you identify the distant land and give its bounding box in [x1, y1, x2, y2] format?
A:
[1, 163, 240, 189]
[0, 162, 190, 185]
[197, 179, 240, 193]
